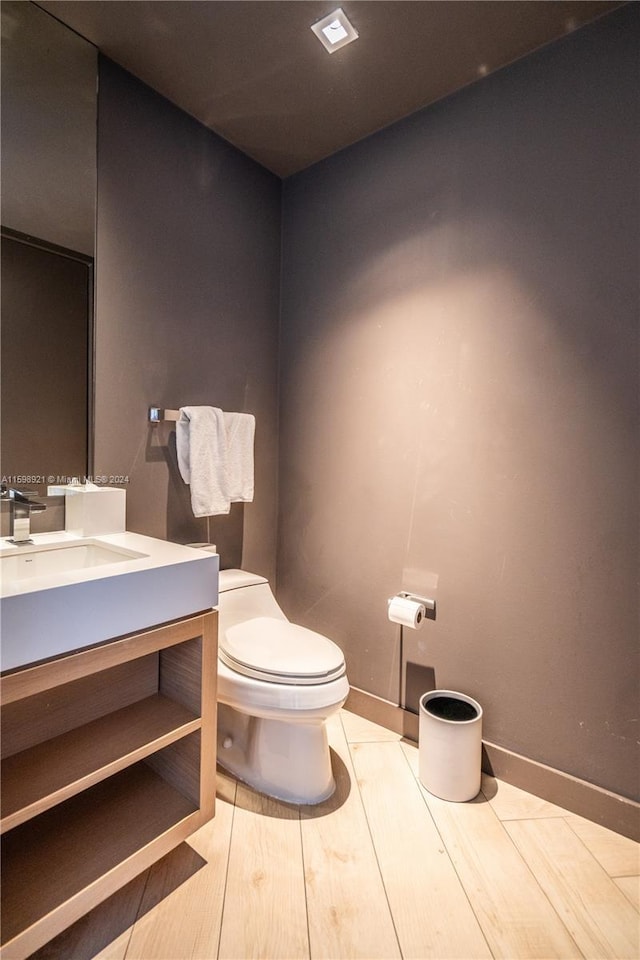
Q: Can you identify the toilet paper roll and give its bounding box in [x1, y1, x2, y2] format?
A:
[388, 596, 426, 629]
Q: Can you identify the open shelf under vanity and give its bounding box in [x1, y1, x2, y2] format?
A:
[0, 609, 217, 958]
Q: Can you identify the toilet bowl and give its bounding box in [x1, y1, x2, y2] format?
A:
[215, 568, 349, 804]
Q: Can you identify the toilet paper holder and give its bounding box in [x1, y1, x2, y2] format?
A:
[388, 591, 436, 712]
[393, 591, 435, 612]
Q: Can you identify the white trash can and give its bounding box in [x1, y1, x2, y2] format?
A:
[418, 690, 483, 802]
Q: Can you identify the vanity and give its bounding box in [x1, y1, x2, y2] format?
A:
[0, 532, 219, 958]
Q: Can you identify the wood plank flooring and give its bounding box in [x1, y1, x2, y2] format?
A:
[32, 710, 639, 960]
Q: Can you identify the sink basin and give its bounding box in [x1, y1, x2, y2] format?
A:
[0, 532, 218, 672]
[1, 541, 147, 584]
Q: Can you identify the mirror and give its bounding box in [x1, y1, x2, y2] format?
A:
[1, 0, 96, 491]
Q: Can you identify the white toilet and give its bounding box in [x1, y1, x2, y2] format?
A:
[215, 569, 349, 804]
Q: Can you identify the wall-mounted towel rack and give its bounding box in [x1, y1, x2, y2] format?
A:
[149, 406, 180, 423]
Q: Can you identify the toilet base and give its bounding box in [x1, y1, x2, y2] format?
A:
[217, 702, 337, 804]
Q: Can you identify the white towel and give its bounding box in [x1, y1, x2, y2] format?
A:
[176, 406, 229, 517]
[224, 411, 255, 504]
[176, 406, 255, 517]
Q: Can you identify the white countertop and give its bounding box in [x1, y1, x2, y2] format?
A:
[0, 532, 219, 672]
[0, 530, 213, 598]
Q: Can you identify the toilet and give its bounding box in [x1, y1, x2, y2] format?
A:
[215, 568, 349, 804]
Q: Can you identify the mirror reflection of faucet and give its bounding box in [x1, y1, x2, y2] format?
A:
[1, 485, 47, 544]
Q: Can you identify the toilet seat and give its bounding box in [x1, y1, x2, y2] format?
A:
[220, 616, 346, 685]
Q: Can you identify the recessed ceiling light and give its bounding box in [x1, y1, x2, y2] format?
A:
[311, 8, 359, 54]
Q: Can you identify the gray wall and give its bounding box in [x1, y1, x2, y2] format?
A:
[279, 6, 639, 799]
[95, 59, 281, 580]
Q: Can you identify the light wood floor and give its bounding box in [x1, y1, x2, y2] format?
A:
[33, 710, 639, 960]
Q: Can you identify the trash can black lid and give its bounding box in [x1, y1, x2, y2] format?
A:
[424, 695, 478, 722]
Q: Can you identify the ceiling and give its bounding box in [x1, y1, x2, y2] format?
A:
[38, 0, 623, 178]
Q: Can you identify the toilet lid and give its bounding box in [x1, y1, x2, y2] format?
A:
[220, 617, 346, 685]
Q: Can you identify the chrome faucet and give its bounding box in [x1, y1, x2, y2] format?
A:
[1, 485, 47, 544]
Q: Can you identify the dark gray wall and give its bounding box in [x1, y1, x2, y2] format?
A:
[279, 6, 639, 799]
[95, 59, 281, 580]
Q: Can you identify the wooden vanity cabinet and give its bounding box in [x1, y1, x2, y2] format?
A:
[0, 609, 217, 959]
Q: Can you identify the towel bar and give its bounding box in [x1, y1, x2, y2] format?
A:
[149, 406, 180, 423]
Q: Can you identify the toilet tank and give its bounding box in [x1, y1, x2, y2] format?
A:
[217, 569, 288, 638]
